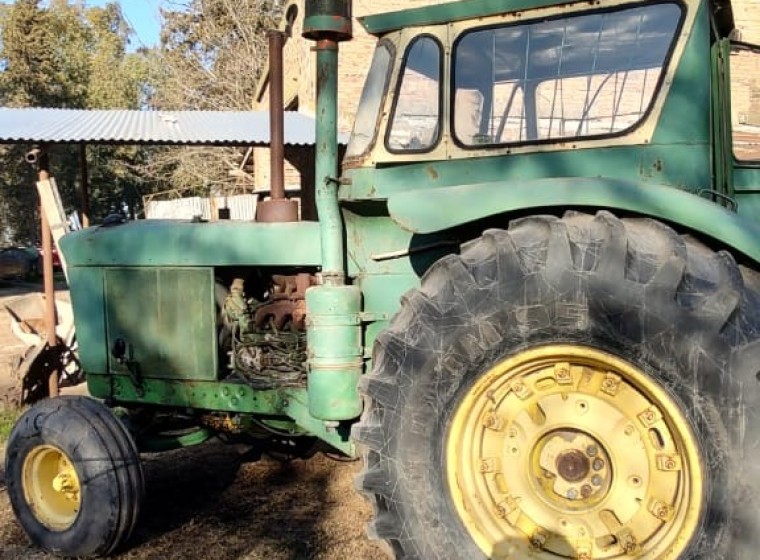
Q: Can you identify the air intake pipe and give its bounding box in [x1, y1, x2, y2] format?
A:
[302, 1, 361, 421]
[303, 0, 351, 285]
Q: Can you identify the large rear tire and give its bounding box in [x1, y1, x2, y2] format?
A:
[5, 396, 144, 557]
[353, 211, 760, 559]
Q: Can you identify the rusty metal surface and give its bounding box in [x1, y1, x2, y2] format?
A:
[255, 198, 299, 222]
[269, 30, 286, 201]
[79, 144, 90, 227]
[254, 273, 316, 330]
[302, 0, 353, 41]
[34, 150, 61, 398]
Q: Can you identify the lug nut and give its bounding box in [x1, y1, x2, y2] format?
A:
[566, 488, 578, 500]
[622, 535, 637, 554]
[580, 484, 593, 498]
[586, 445, 598, 457]
[592, 458, 604, 471]
[591, 475, 603, 486]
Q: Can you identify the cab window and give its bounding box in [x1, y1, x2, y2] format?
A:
[453, 3, 682, 146]
[730, 43, 760, 162]
[386, 36, 442, 152]
[345, 41, 394, 159]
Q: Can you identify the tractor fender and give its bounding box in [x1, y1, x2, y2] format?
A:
[387, 177, 760, 265]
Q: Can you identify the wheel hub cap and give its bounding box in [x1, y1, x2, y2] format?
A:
[555, 449, 590, 483]
[446, 345, 702, 559]
[22, 444, 81, 531]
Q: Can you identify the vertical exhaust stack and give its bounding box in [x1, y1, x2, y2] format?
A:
[302, 1, 362, 422]
[256, 30, 299, 222]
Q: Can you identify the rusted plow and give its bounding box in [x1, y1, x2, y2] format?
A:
[2, 293, 82, 408]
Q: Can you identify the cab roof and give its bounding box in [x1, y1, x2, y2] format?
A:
[359, 0, 735, 38]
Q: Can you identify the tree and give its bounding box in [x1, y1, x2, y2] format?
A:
[0, 0, 282, 242]
[86, 3, 150, 109]
[0, 1, 152, 243]
[157, 0, 279, 111]
[138, 0, 281, 196]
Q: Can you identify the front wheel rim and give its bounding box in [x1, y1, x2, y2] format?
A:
[22, 444, 82, 531]
[446, 345, 703, 560]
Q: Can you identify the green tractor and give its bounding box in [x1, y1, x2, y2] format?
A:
[5, 0, 760, 557]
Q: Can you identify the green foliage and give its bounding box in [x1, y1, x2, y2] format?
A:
[0, 144, 41, 244]
[0, 0, 89, 108]
[0, 408, 20, 443]
[0, 1, 153, 241]
[0, 0, 280, 234]
[86, 4, 150, 109]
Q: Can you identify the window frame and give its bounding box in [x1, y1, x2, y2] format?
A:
[344, 38, 397, 163]
[449, 0, 687, 150]
[384, 33, 445, 155]
[728, 40, 760, 166]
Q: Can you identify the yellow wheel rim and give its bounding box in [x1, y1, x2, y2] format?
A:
[22, 444, 81, 531]
[446, 345, 702, 560]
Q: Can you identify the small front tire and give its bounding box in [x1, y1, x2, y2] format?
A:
[5, 396, 144, 557]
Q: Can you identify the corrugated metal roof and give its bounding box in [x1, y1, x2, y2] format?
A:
[0, 108, 347, 146]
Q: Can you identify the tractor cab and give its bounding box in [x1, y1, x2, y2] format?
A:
[341, 0, 754, 207]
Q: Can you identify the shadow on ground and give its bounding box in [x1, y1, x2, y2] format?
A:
[0, 439, 382, 560]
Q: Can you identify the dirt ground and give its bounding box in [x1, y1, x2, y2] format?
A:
[0, 441, 385, 560]
[0, 283, 36, 405]
[0, 282, 386, 560]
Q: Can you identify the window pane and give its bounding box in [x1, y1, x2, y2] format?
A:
[454, 3, 681, 146]
[536, 69, 658, 138]
[387, 37, 441, 151]
[346, 43, 393, 158]
[730, 46, 760, 161]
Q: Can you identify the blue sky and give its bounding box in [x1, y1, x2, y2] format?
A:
[88, 0, 163, 49]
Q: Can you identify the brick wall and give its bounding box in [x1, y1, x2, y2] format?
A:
[733, 0, 760, 44]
